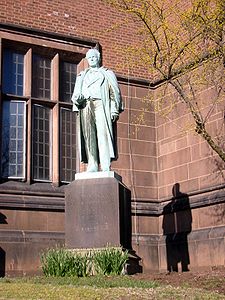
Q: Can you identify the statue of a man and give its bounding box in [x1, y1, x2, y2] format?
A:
[71, 48, 123, 172]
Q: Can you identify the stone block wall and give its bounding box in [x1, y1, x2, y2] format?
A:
[112, 81, 158, 201]
[156, 91, 225, 199]
[0, 183, 65, 276]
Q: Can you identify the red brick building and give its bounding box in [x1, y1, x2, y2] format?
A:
[0, 0, 224, 275]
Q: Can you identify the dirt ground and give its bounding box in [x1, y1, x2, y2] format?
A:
[132, 266, 225, 295]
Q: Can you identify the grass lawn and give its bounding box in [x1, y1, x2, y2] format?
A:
[0, 275, 224, 300]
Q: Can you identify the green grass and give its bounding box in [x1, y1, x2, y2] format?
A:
[0, 276, 224, 300]
[0, 275, 158, 288]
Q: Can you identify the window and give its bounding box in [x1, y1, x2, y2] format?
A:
[1, 101, 25, 178]
[59, 61, 77, 182]
[60, 107, 76, 182]
[0, 39, 79, 184]
[2, 49, 24, 96]
[32, 55, 51, 99]
[33, 104, 52, 181]
[60, 61, 77, 102]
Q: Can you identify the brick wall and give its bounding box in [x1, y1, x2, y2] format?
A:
[0, 0, 146, 79]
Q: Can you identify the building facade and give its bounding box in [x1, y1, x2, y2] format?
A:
[0, 0, 224, 275]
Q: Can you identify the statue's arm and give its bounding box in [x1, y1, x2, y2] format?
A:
[71, 73, 85, 111]
[109, 86, 119, 122]
[106, 70, 123, 121]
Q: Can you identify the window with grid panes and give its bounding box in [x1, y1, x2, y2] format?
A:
[60, 61, 77, 182]
[1, 40, 78, 183]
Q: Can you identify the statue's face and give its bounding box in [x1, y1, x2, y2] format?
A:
[86, 50, 100, 68]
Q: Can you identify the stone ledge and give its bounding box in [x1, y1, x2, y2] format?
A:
[132, 225, 225, 245]
[132, 186, 225, 216]
[0, 230, 65, 242]
[75, 171, 122, 182]
[0, 193, 64, 211]
[0, 180, 224, 215]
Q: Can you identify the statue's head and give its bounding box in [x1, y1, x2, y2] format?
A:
[86, 48, 101, 68]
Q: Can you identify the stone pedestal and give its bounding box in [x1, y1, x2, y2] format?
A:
[65, 172, 132, 250]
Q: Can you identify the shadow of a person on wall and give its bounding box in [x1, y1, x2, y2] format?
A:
[0, 213, 7, 277]
[162, 183, 192, 273]
[0, 247, 5, 277]
[0, 213, 7, 224]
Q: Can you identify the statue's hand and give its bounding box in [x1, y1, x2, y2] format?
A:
[76, 94, 85, 104]
[75, 94, 87, 108]
[111, 114, 119, 122]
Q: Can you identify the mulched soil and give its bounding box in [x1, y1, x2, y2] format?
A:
[132, 266, 225, 295]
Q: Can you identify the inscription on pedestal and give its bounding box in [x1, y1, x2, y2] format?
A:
[79, 199, 109, 232]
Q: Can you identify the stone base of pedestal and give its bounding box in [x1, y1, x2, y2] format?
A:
[65, 171, 142, 274]
[65, 172, 131, 250]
